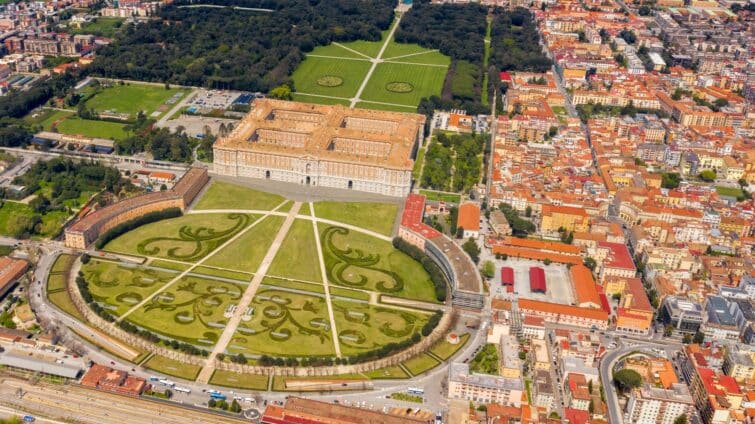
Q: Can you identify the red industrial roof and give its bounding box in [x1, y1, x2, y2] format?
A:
[401, 194, 441, 239]
[457, 203, 481, 232]
[500, 71, 512, 82]
[598, 241, 636, 271]
[529, 267, 546, 293]
[501, 267, 514, 286]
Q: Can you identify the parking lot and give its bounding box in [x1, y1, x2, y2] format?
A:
[491, 257, 575, 305]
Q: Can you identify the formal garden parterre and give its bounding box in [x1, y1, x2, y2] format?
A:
[72, 180, 452, 375]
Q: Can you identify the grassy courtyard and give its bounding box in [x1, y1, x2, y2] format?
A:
[210, 370, 268, 390]
[143, 355, 201, 381]
[312, 201, 398, 236]
[193, 181, 286, 211]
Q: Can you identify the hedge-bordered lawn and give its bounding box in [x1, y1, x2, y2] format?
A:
[203, 215, 284, 274]
[266, 219, 322, 283]
[193, 181, 286, 211]
[143, 355, 201, 381]
[360, 62, 446, 107]
[291, 56, 371, 99]
[312, 201, 398, 236]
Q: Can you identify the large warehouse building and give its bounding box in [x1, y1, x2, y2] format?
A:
[212, 99, 425, 197]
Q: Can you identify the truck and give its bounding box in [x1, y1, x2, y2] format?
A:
[174, 387, 191, 394]
[210, 392, 227, 401]
[158, 379, 175, 387]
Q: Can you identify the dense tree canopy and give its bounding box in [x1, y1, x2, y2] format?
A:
[88, 0, 395, 91]
[489, 8, 551, 73]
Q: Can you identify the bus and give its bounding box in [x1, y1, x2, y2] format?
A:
[174, 387, 191, 394]
[407, 387, 424, 396]
[210, 392, 227, 401]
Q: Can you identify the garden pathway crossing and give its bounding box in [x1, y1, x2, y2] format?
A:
[349, 13, 403, 107]
[196, 202, 304, 383]
[116, 200, 290, 321]
[309, 201, 343, 359]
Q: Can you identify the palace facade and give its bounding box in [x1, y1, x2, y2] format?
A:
[212, 99, 425, 197]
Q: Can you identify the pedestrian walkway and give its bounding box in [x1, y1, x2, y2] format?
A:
[196, 202, 303, 383]
[309, 201, 342, 358]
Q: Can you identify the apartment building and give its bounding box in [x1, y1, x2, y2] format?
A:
[626, 384, 696, 424]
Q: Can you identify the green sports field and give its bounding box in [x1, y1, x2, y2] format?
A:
[84, 83, 187, 120]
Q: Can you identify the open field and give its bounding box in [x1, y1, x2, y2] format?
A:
[226, 289, 336, 358]
[68, 17, 125, 37]
[266, 219, 322, 283]
[203, 215, 283, 273]
[55, 115, 129, 140]
[383, 42, 450, 66]
[47, 254, 75, 292]
[143, 355, 202, 381]
[313, 201, 397, 236]
[320, 224, 437, 302]
[104, 213, 253, 262]
[193, 181, 285, 211]
[209, 370, 269, 390]
[84, 83, 186, 120]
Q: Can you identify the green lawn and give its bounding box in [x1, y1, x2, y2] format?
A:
[209, 370, 268, 390]
[84, 83, 186, 120]
[401, 353, 440, 376]
[364, 365, 409, 379]
[329, 286, 370, 301]
[104, 213, 253, 262]
[68, 17, 125, 38]
[359, 62, 447, 107]
[299, 203, 311, 216]
[126, 275, 244, 347]
[429, 333, 470, 360]
[319, 224, 437, 302]
[313, 201, 397, 236]
[308, 43, 370, 59]
[47, 254, 75, 293]
[143, 355, 201, 381]
[148, 259, 191, 272]
[333, 39, 384, 58]
[419, 189, 461, 204]
[266, 219, 322, 283]
[292, 94, 351, 106]
[48, 290, 86, 321]
[291, 56, 371, 99]
[0, 201, 68, 239]
[261, 277, 325, 295]
[191, 266, 251, 282]
[194, 181, 285, 211]
[332, 299, 429, 357]
[226, 289, 336, 357]
[412, 147, 425, 180]
[383, 41, 450, 66]
[58, 116, 129, 140]
[355, 101, 417, 113]
[203, 215, 283, 273]
[716, 186, 745, 199]
[25, 109, 73, 130]
[80, 259, 176, 316]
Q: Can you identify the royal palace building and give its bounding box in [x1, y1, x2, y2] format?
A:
[212, 99, 425, 197]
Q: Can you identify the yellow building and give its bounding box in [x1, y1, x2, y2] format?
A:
[540, 204, 590, 235]
[213, 99, 424, 197]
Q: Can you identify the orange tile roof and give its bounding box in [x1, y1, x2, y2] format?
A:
[501, 237, 583, 255]
[458, 203, 481, 232]
[519, 298, 609, 321]
[570, 264, 601, 307]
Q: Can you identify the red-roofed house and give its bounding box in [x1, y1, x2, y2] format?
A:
[564, 407, 591, 424]
[596, 241, 636, 279]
